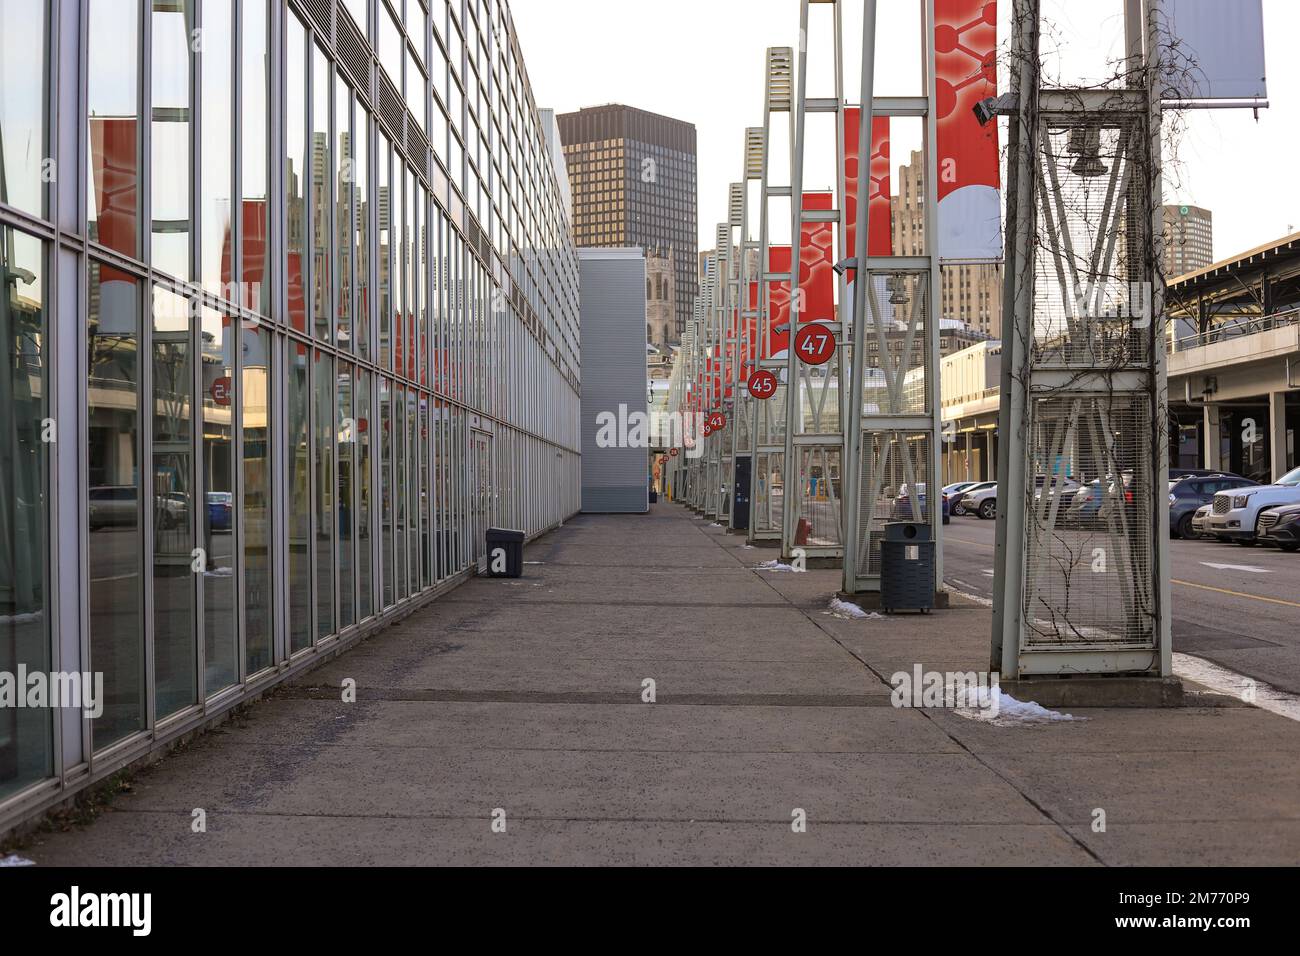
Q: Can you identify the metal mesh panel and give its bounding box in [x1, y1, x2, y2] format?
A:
[335, 10, 371, 100]
[752, 451, 784, 536]
[756, 383, 787, 446]
[1032, 119, 1150, 368]
[861, 272, 930, 416]
[1021, 392, 1155, 646]
[795, 445, 842, 547]
[855, 432, 931, 576]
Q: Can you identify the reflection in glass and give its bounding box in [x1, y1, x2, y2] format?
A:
[377, 131, 390, 368]
[0, 227, 50, 798]
[201, 305, 236, 692]
[394, 384, 407, 599]
[200, 0, 231, 295]
[357, 367, 372, 619]
[311, 44, 332, 342]
[0, 0, 48, 218]
[288, 340, 311, 651]
[380, 376, 392, 607]
[150, 0, 191, 278]
[242, 0, 270, 316]
[335, 84, 353, 350]
[337, 361, 354, 628]
[286, 13, 307, 333]
[151, 287, 196, 719]
[87, 0, 140, 259]
[88, 262, 143, 749]
[242, 324, 273, 672]
[354, 113, 370, 359]
[314, 349, 335, 638]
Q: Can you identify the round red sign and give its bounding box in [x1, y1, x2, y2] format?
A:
[794, 323, 836, 366]
[708, 411, 727, 430]
[210, 376, 232, 406]
[748, 369, 778, 400]
[669, 448, 679, 458]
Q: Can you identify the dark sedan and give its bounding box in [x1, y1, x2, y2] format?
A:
[1257, 503, 1300, 552]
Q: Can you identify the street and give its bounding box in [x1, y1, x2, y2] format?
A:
[943, 516, 1300, 695]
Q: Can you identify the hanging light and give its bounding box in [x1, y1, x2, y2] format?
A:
[888, 274, 909, 305]
[1066, 127, 1106, 178]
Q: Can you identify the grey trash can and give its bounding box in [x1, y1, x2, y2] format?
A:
[485, 527, 525, 578]
[880, 521, 934, 613]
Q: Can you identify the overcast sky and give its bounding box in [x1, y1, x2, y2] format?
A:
[511, 0, 1298, 264]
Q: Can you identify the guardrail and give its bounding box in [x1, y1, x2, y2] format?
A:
[1169, 307, 1300, 352]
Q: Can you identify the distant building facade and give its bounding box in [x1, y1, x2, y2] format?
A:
[892, 149, 1003, 338]
[558, 104, 698, 343]
[1162, 203, 1213, 278]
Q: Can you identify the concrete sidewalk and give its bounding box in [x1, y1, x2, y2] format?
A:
[22, 502, 1300, 865]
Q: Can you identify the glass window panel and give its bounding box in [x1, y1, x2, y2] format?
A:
[311, 45, 332, 342]
[200, 304, 236, 693]
[242, 323, 273, 673]
[315, 349, 335, 637]
[377, 131, 391, 368]
[87, 0, 141, 258]
[199, 0, 232, 295]
[0, 0, 48, 218]
[378, 3, 401, 88]
[150, 1, 190, 277]
[335, 84, 353, 350]
[337, 360, 354, 628]
[88, 262, 143, 749]
[379, 376, 393, 607]
[355, 113, 370, 359]
[394, 384, 407, 598]
[287, 338, 311, 652]
[286, 13, 308, 333]
[342, 0, 368, 35]
[241, 0, 270, 315]
[357, 367, 372, 619]
[407, 1, 427, 63]
[0, 227, 51, 797]
[151, 287, 196, 719]
[405, 50, 425, 133]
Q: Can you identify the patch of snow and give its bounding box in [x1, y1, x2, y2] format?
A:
[954, 688, 1084, 726]
[826, 597, 885, 620]
[0, 854, 34, 867]
[742, 544, 755, 550]
[203, 566, 234, 577]
[709, 522, 724, 528]
[755, 559, 805, 573]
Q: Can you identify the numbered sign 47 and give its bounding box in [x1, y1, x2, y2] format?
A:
[748, 369, 778, 400]
[794, 323, 836, 366]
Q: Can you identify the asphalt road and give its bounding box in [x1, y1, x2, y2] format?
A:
[943, 515, 1300, 695]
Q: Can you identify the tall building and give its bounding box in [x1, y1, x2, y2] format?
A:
[557, 104, 698, 343]
[891, 149, 1003, 338]
[0, 0, 581, 830]
[646, 247, 676, 347]
[1163, 203, 1213, 277]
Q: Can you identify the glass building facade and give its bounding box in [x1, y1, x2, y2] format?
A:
[0, 0, 580, 826]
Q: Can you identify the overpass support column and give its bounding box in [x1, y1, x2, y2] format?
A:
[1203, 404, 1221, 472]
[1270, 391, 1290, 482]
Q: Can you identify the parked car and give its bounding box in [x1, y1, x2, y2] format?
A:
[1207, 466, 1300, 545]
[88, 486, 186, 530]
[1168, 474, 1257, 539]
[961, 483, 999, 519]
[1031, 475, 1082, 507]
[893, 483, 950, 523]
[1170, 467, 1234, 481]
[207, 491, 234, 531]
[1257, 502, 1300, 552]
[950, 480, 994, 516]
[1190, 503, 1213, 538]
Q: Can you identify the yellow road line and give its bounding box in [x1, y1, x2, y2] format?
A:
[1172, 578, 1300, 609]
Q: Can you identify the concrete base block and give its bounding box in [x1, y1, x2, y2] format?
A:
[1000, 676, 1184, 709]
[835, 590, 952, 611]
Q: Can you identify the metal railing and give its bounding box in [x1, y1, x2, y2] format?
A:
[1169, 306, 1300, 352]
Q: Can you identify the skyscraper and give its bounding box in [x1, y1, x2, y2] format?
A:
[558, 104, 698, 345]
[1163, 204, 1214, 277]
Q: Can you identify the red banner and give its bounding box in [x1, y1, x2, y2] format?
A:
[934, 0, 1000, 259]
[844, 108, 892, 261]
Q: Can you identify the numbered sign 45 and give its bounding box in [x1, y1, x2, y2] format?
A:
[748, 369, 778, 400]
[794, 323, 836, 366]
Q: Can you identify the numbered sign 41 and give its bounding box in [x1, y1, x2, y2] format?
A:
[794, 323, 836, 366]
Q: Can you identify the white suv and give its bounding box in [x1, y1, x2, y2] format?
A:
[1208, 466, 1300, 545]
